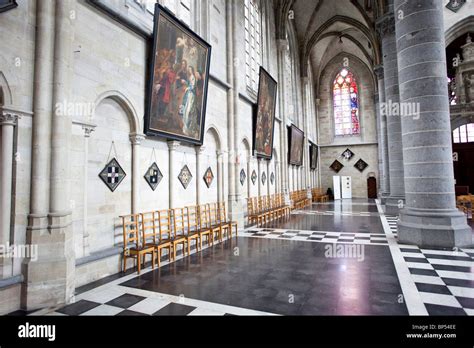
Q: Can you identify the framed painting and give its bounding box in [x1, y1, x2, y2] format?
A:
[253, 67, 278, 159]
[0, 0, 17, 13]
[144, 4, 212, 145]
[288, 124, 304, 166]
[310, 143, 318, 170]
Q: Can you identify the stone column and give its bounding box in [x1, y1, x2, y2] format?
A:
[217, 150, 224, 203]
[257, 158, 262, 196]
[0, 111, 18, 279]
[374, 65, 390, 203]
[266, 160, 271, 196]
[195, 145, 205, 205]
[168, 140, 180, 209]
[81, 124, 95, 257]
[226, 0, 244, 226]
[24, 0, 76, 310]
[277, 39, 290, 204]
[26, 0, 54, 275]
[130, 133, 145, 213]
[395, 0, 472, 248]
[376, 5, 405, 214]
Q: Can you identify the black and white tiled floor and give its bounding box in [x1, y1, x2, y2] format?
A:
[28, 199, 472, 317]
[242, 228, 389, 245]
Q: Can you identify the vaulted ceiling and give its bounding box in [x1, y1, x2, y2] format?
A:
[275, 0, 386, 85]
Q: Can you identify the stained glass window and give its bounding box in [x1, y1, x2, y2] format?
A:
[333, 68, 360, 136]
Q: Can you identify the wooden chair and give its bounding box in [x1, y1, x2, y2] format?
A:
[172, 207, 188, 260]
[121, 214, 155, 275]
[185, 206, 201, 254]
[209, 203, 223, 244]
[219, 202, 238, 238]
[198, 204, 213, 249]
[156, 209, 173, 263]
[141, 211, 168, 268]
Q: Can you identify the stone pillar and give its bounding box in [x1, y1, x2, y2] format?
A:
[168, 140, 180, 209]
[130, 133, 145, 213]
[217, 150, 224, 203]
[0, 112, 18, 279]
[374, 65, 390, 203]
[81, 124, 95, 257]
[195, 145, 205, 205]
[266, 160, 271, 196]
[26, 0, 54, 278]
[257, 158, 262, 196]
[24, 0, 76, 310]
[376, 6, 405, 214]
[226, 0, 244, 227]
[277, 39, 290, 204]
[395, 0, 472, 248]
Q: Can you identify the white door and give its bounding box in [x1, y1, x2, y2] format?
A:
[341, 176, 352, 199]
[333, 176, 341, 200]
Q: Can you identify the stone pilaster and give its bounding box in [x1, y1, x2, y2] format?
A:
[168, 140, 180, 209]
[0, 112, 18, 279]
[395, 0, 472, 248]
[130, 133, 145, 213]
[376, 6, 405, 214]
[277, 39, 290, 203]
[374, 64, 390, 203]
[195, 145, 205, 205]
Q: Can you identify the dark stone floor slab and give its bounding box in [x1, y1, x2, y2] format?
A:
[120, 237, 408, 315]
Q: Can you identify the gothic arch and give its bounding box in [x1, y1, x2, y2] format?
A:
[0, 71, 13, 106]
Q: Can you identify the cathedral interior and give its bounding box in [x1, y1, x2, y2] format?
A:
[0, 0, 474, 323]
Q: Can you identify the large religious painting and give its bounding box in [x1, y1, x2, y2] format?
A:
[310, 143, 318, 170]
[0, 0, 17, 13]
[145, 4, 212, 145]
[253, 67, 278, 159]
[288, 125, 304, 166]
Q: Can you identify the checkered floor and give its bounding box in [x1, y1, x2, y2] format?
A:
[37, 278, 276, 316]
[400, 245, 474, 315]
[242, 228, 389, 245]
[379, 209, 474, 316]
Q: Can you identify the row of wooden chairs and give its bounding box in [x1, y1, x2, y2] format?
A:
[290, 190, 311, 210]
[247, 194, 291, 227]
[312, 187, 329, 202]
[120, 202, 237, 274]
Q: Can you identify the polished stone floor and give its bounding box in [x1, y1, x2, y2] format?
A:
[28, 199, 474, 316]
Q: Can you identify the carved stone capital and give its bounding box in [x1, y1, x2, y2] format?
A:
[167, 140, 180, 151]
[129, 133, 145, 145]
[195, 145, 206, 155]
[0, 111, 19, 126]
[277, 39, 289, 52]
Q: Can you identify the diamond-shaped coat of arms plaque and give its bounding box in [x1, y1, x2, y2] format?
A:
[203, 167, 214, 188]
[144, 162, 163, 191]
[178, 165, 193, 189]
[251, 170, 257, 185]
[261, 172, 267, 185]
[99, 158, 127, 192]
[270, 172, 275, 185]
[330, 160, 344, 173]
[354, 159, 369, 172]
[240, 169, 246, 186]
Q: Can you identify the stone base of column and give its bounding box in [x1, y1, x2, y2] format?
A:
[22, 213, 75, 311]
[385, 196, 405, 215]
[398, 208, 473, 249]
[228, 195, 244, 229]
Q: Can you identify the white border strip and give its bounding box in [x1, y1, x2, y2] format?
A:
[375, 199, 428, 315]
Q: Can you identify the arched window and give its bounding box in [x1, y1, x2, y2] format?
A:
[244, 0, 262, 93]
[453, 123, 474, 143]
[333, 68, 360, 136]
